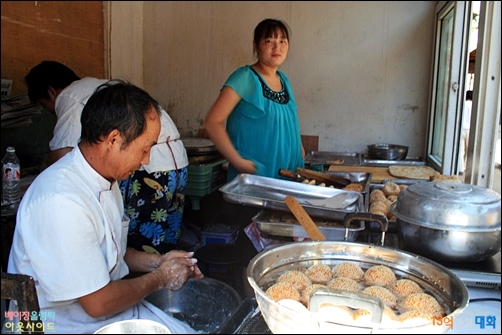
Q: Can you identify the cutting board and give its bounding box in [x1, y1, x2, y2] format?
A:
[327, 165, 398, 183]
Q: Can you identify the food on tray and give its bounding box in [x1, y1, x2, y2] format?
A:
[343, 183, 364, 191]
[382, 182, 400, 196]
[398, 310, 435, 326]
[353, 305, 397, 324]
[261, 260, 448, 326]
[386, 195, 398, 203]
[277, 270, 312, 291]
[317, 303, 354, 321]
[326, 158, 345, 165]
[388, 165, 440, 180]
[266, 282, 301, 302]
[390, 279, 423, 298]
[305, 264, 334, 284]
[429, 174, 462, 183]
[300, 284, 327, 307]
[370, 201, 387, 213]
[362, 286, 398, 308]
[370, 182, 403, 220]
[327, 277, 361, 292]
[332, 262, 364, 280]
[363, 265, 396, 286]
[370, 189, 387, 203]
[400, 292, 444, 316]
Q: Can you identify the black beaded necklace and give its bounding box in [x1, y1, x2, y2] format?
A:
[250, 67, 290, 104]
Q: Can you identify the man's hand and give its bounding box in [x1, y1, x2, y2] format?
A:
[154, 255, 202, 290]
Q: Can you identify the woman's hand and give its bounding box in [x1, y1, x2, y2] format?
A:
[234, 157, 256, 174]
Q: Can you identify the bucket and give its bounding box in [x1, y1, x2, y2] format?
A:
[194, 243, 246, 298]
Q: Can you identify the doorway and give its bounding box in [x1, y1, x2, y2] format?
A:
[427, 1, 501, 192]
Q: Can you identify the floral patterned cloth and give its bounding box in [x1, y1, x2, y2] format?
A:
[119, 167, 188, 254]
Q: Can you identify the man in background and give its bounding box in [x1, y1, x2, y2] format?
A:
[25, 61, 108, 170]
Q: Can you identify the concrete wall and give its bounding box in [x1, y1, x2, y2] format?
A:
[110, 1, 436, 158]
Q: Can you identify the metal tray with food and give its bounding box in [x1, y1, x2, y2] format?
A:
[361, 154, 425, 167]
[304, 151, 361, 166]
[219, 174, 365, 221]
[367, 180, 422, 232]
[252, 209, 364, 241]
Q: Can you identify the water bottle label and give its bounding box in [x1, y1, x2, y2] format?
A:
[3, 165, 20, 182]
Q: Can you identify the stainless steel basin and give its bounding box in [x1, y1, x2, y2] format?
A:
[145, 277, 242, 333]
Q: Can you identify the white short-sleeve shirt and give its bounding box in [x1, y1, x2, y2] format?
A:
[50, 77, 109, 151]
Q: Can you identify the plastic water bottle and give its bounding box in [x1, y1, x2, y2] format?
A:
[2, 146, 21, 206]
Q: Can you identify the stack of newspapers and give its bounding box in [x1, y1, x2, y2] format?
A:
[1, 92, 43, 128]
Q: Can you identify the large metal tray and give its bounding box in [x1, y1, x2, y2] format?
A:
[252, 209, 364, 241]
[361, 154, 425, 167]
[305, 151, 361, 166]
[219, 174, 365, 221]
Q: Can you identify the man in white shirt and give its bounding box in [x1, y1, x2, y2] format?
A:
[5, 81, 203, 334]
[25, 61, 109, 170]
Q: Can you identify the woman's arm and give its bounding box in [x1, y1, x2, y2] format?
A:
[203, 86, 255, 174]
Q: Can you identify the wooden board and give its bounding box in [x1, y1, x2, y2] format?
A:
[328, 165, 398, 184]
[301, 135, 319, 152]
[1, 2, 105, 96]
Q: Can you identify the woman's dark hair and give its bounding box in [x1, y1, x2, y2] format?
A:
[25, 61, 80, 103]
[253, 18, 290, 46]
[80, 80, 160, 147]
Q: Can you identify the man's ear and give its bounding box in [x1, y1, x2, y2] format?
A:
[47, 86, 62, 101]
[107, 129, 123, 149]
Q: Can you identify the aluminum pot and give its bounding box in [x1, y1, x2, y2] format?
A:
[247, 241, 469, 334]
[367, 144, 408, 160]
[390, 181, 501, 263]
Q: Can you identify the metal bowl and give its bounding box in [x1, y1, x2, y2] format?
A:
[247, 241, 469, 334]
[145, 277, 242, 333]
[93, 320, 171, 334]
[391, 181, 501, 262]
[367, 144, 408, 160]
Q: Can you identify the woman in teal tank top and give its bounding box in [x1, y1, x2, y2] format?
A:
[204, 18, 305, 181]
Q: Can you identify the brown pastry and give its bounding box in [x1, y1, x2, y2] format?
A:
[382, 182, 400, 196]
[343, 183, 364, 192]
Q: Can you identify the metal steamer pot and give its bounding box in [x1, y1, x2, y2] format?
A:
[390, 181, 501, 263]
[247, 241, 469, 334]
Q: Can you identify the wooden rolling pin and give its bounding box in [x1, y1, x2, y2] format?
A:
[278, 168, 307, 183]
[296, 167, 351, 188]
